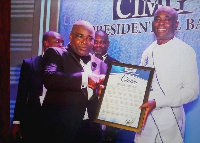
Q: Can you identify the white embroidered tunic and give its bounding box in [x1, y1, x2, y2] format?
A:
[135, 37, 199, 143]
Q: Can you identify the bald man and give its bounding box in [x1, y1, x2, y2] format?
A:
[41, 20, 107, 143]
[11, 31, 64, 143]
[135, 6, 199, 143]
[93, 30, 118, 64]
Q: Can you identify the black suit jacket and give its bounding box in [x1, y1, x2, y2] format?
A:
[104, 54, 119, 65]
[13, 56, 43, 140]
[42, 46, 107, 143]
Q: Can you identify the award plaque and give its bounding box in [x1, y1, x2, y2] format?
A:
[94, 62, 155, 132]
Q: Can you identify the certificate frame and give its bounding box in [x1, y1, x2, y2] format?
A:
[94, 62, 155, 133]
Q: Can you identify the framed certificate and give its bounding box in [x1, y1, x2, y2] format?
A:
[94, 62, 155, 132]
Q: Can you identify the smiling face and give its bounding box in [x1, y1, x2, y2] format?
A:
[153, 6, 179, 45]
[69, 21, 95, 56]
[93, 30, 110, 58]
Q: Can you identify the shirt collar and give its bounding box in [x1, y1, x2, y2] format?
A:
[102, 53, 108, 61]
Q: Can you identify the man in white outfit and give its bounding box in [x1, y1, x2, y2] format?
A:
[135, 6, 199, 143]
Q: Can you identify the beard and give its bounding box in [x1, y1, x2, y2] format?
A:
[93, 47, 103, 55]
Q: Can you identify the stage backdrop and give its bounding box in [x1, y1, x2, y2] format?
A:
[59, 0, 200, 143]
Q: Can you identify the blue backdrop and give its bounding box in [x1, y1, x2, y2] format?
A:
[59, 0, 200, 142]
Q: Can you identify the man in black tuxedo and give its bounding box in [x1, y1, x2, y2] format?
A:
[41, 20, 107, 143]
[11, 31, 64, 143]
[93, 30, 118, 64]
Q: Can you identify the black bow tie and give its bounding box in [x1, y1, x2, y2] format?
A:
[80, 55, 91, 64]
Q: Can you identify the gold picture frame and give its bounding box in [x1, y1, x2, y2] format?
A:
[94, 62, 154, 133]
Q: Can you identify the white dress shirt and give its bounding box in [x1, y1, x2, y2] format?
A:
[80, 59, 94, 120]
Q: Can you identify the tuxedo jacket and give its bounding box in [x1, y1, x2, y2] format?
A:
[41, 46, 107, 143]
[104, 54, 119, 65]
[13, 56, 43, 135]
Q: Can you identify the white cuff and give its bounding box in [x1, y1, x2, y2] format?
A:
[13, 121, 20, 124]
[81, 72, 88, 89]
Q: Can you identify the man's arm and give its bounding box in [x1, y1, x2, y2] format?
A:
[43, 48, 82, 90]
[11, 59, 31, 140]
[155, 46, 199, 108]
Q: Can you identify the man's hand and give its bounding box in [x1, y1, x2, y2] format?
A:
[140, 99, 156, 127]
[88, 73, 105, 89]
[88, 74, 105, 97]
[11, 124, 22, 141]
[98, 84, 105, 97]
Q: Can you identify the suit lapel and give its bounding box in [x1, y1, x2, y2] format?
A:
[90, 55, 100, 74]
[66, 47, 84, 69]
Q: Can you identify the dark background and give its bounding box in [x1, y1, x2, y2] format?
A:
[0, 0, 10, 143]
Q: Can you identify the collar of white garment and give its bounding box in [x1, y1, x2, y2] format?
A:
[102, 53, 108, 61]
